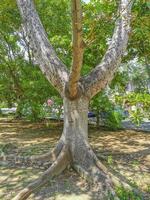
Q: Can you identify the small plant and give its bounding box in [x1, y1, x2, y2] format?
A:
[147, 185, 150, 193]
[129, 109, 143, 126]
[131, 160, 140, 167]
[107, 155, 113, 165]
[105, 110, 123, 130]
[116, 186, 142, 200]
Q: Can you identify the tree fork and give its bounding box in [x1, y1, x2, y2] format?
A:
[15, 0, 134, 199]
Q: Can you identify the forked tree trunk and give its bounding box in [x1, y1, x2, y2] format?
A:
[11, 0, 133, 199]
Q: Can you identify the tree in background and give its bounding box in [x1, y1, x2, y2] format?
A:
[0, 0, 59, 120]
[85, 0, 150, 128]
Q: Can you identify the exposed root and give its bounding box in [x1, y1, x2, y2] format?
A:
[1, 133, 145, 200]
[73, 163, 119, 200]
[72, 141, 119, 199]
[29, 139, 64, 162]
[73, 164, 93, 183]
[12, 144, 71, 200]
[0, 139, 64, 167]
[91, 149, 145, 199]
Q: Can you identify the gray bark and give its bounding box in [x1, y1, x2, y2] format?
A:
[62, 96, 89, 142]
[62, 96, 90, 165]
[14, 1, 134, 198]
[82, 0, 133, 99]
[17, 0, 69, 97]
[61, 97, 116, 199]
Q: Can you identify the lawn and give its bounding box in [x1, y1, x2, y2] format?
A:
[0, 117, 150, 200]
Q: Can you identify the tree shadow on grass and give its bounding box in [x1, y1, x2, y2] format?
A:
[0, 164, 149, 200]
[0, 119, 150, 199]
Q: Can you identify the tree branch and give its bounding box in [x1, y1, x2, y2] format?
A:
[68, 0, 84, 99]
[17, 0, 69, 97]
[82, 0, 133, 99]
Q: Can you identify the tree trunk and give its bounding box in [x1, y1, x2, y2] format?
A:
[12, 0, 134, 199]
[96, 109, 100, 129]
[61, 96, 117, 199]
[3, 95, 142, 200]
[62, 97, 92, 174]
[62, 96, 89, 145]
[11, 96, 118, 200]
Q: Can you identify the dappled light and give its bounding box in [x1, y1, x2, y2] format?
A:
[0, 119, 149, 199]
[0, 0, 149, 199]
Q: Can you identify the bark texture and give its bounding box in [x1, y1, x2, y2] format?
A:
[11, 97, 119, 200]
[16, 0, 69, 97]
[68, 0, 84, 99]
[82, 0, 133, 99]
[13, 0, 134, 199]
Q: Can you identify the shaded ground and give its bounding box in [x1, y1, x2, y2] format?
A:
[0, 117, 150, 200]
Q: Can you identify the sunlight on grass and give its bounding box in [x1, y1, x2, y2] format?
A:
[54, 194, 91, 200]
[0, 119, 150, 199]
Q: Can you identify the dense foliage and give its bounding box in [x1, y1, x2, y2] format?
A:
[0, 0, 149, 125]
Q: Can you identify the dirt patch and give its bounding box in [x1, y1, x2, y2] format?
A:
[0, 118, 150, 199]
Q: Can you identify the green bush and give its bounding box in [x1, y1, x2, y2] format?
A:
[91, 92, 124, 129]
[16, 100, 46, 121]
[105, 110, 123, 130]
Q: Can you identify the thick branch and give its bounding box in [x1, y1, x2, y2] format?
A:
[68, 0, 84, 98]
[82, 0, 133, 98]
[17, 0, 69, 96]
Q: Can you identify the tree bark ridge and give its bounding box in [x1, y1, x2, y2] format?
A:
[82, 0, 133, 98]
[17, 0, 69, 96]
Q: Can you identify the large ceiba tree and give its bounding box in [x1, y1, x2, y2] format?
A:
[13, 0, 133, 199]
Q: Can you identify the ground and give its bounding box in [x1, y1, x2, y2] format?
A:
[0, 117, 150, 200]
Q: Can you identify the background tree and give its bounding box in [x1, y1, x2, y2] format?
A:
[84, 0, 150, 128]
[0, 0, 59, 120]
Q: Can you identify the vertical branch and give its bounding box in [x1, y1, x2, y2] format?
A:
[68, 0, 84, 99]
